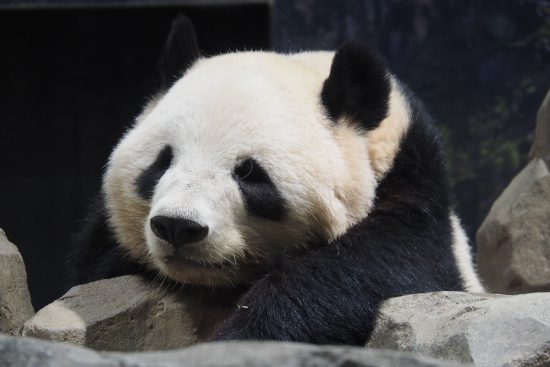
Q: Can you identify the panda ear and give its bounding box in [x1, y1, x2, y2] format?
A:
[158, 14, 200, 91]
[321, 42, 391, 131]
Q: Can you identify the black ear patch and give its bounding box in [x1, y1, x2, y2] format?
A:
[135, 145, 173, 200]
[158, 15, 200, 91]
[321, 42, 391, 131]
[233, 158, 286, 221]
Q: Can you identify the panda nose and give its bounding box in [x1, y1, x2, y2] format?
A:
[150, 216, 209, 247]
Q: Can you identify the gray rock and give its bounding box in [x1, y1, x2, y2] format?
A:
[367, 291, 550, 367]
[477, 89, 550, 293]
[0, 333, 468, 367]
[530, 88, 550, 163]
[476, 158, 550, 293]
[0, 229, 34, 335]
[23, 275, 234, 351]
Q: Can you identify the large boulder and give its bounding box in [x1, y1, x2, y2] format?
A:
[367, 291, 550, 367]
[23, 275, 234, 351]
[477, 89, 550, 293]
[0, 333, 468, 367]
[476, 159, 550, 292]
[0, 229, 34, 335]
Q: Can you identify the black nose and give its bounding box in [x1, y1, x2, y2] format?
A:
[150, 216, 209, 247]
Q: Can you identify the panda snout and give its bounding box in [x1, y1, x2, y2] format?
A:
[150, 215, 209, 248]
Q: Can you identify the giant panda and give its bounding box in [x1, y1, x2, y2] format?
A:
[70, 16, 484, 345]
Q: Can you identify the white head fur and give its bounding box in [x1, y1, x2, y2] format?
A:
[103, 50, 380, 286]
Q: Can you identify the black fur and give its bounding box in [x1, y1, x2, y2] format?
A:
[68, 196, 146, 286]
[321, 42, 391, 131]
[135, 145, 173, 200]
[233, 158, 286, 221]
[212, 87, 464, 344]
[158, 14, 200, 91]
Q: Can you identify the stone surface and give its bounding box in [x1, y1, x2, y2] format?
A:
[476, 158, 550, 293]
[530, 88, 550, 163]
[0, 333, 468, 367]
[23, 275, 234, 351]
[0, 229, 34, 336]
[367, 291, 550, 367]
[477, 89, 550, 293]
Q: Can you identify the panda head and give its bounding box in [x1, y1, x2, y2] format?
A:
[103, 16, 405, 286]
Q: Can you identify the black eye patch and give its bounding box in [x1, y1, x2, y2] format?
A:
[233, 158, 286, 221]
[135, 145, 173, 200]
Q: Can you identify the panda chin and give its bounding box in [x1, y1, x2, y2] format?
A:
[152, 255, 254, 287]
[164, 255, 222, 267]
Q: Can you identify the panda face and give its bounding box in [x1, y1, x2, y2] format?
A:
[103, 52, 378, 286]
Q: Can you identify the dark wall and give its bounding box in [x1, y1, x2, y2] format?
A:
[0, 4, 270, 309]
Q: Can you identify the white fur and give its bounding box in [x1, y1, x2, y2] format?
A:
[367, 79, 411, 180]
[104, 51, 377, 286]
[450, 213, 485, 292]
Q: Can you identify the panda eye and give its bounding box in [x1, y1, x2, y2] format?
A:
[135, 145, 173, 200]
[233, 157, 286, 221]
[233, 158, 270, 184]
[156, 146, 173, 171]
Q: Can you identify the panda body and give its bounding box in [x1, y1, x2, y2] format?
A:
[71, 17, 483, 345]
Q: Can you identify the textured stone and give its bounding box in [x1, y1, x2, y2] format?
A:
[477, 89, 550, 293]
[0, 229, 34, 336]
[23, 275, 234, 351]
[530, 88, 550, 163]
[0, 333, 468, 367]
[367, 291, 550, 367]
[476, 158, 550, 292]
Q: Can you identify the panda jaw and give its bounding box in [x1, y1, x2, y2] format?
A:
[152, 256, 260, 287]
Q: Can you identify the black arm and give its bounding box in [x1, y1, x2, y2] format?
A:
[213, 214, 463, 345]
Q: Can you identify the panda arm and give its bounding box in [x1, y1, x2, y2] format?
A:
[212, 217, 461, 345]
